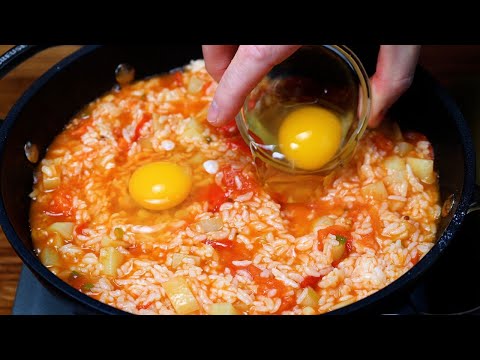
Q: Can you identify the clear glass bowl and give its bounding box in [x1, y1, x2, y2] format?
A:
[235, 45, 371, 176]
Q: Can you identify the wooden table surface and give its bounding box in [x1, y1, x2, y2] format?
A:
[0, 45, 479, 315]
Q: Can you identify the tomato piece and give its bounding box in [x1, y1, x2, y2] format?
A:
[226, 136, 251, 155]
[282, 204, 314, 237]
[128, 245, 144, 256]
[195, 183, 228, 212]
[300, 275, 323, 288]
[411, 253, 420, 265]
[317, 225, 350, 241]
[45, 188, 74, 219]
[131, 113, 152, 142]
[371, 132, 394, 153]
[70, 118, 92, 138]
[136, 302, 154, 310]
[172, 71, 183, 87]
[221, 165, 257, 197]
[75, 222, 89, 236]
[245, 264, 296, 313]
[217, 119, 239, 137]
[68, 271, 88, 291]
[206, 240, 252, 274]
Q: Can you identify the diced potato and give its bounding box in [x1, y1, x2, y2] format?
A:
[406, 157, 435, 184]
[183, 117, 204, 140]
[101, 236, 130, 248]
[188, 76, 205, 94]
[48, 222, 74, 239]
[300, 287, 320, 307]
[361, 181, 388, 201]
[396, 142, 415, 156]
[197, 218, 223, 233]
[312, 216, 334, 231]
[162, 277, 199, 315]
[49, 233, 64, 248]
[388, 199, 405, 212]
[100, 247, 124, 276]
[302, 307, 316, 315]
[172, 253, 201, 269]
[384, 171, 408, 197]
[39, 247, 61, 267]
[43, 176, 60, 191]
[383, 155, 406, 172]
[207, 303, 240, 315]
[331, 242, 346, 262]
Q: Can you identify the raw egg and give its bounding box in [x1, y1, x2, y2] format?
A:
[128, 162, 192, 210]
[278, 106, 342, 171]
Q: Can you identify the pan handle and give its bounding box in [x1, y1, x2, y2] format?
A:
[0, 45, 57, 80]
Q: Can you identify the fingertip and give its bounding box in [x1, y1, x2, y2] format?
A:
[207, 100, 220, 125]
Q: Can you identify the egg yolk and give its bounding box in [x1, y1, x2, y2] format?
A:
[278, 106, 343, 171]
[128, 162, 192, 211]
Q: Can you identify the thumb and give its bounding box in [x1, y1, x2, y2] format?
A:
[207, 45, 301, 126]
[369, 45, 421, 127]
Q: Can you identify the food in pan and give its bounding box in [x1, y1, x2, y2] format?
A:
[29, 60, 441, 314]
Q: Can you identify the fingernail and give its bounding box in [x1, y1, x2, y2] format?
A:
[207, 101, 219, 125]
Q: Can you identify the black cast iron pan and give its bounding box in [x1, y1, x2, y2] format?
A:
[0, 45, 478, 315]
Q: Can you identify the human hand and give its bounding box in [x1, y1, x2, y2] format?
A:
[202, 45, 421, 127]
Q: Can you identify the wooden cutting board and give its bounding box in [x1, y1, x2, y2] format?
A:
[0, 45, 478, 315]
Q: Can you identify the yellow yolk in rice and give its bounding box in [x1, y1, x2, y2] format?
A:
[128, 162, 192, 211]
[278, 106, 343, 171]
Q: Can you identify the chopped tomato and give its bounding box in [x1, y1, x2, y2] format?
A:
[317, 225, 355, 266]
[128, 245, 144, 256]
[356, 233, 379, 251]
[217, 119, 239, 137]
[195, 183, 228, 212]
[246, 264, 296, 313]
[317, 225, 350, 242]
[282, 204, 314, 237]
[201, 80, 213, 93]
[75, 222, 89, 236]
[68, 271, 88, 291]
[205, 239, 233, 250]
[172, 71, 183, 87]
[371, 132, 394, 153]
[136, 302, 153, 310]
[226, 136, 251, 156]
[411, 253, 420, 265]
[277, 296, 297, 313]
[70, 117, 93, 138]
[206, 240, 252, 274]
[221, 165, 257, 197]
[300, 275, 323, 288]
[131, 113, 152, 142]
[45, 188, 74, 219]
